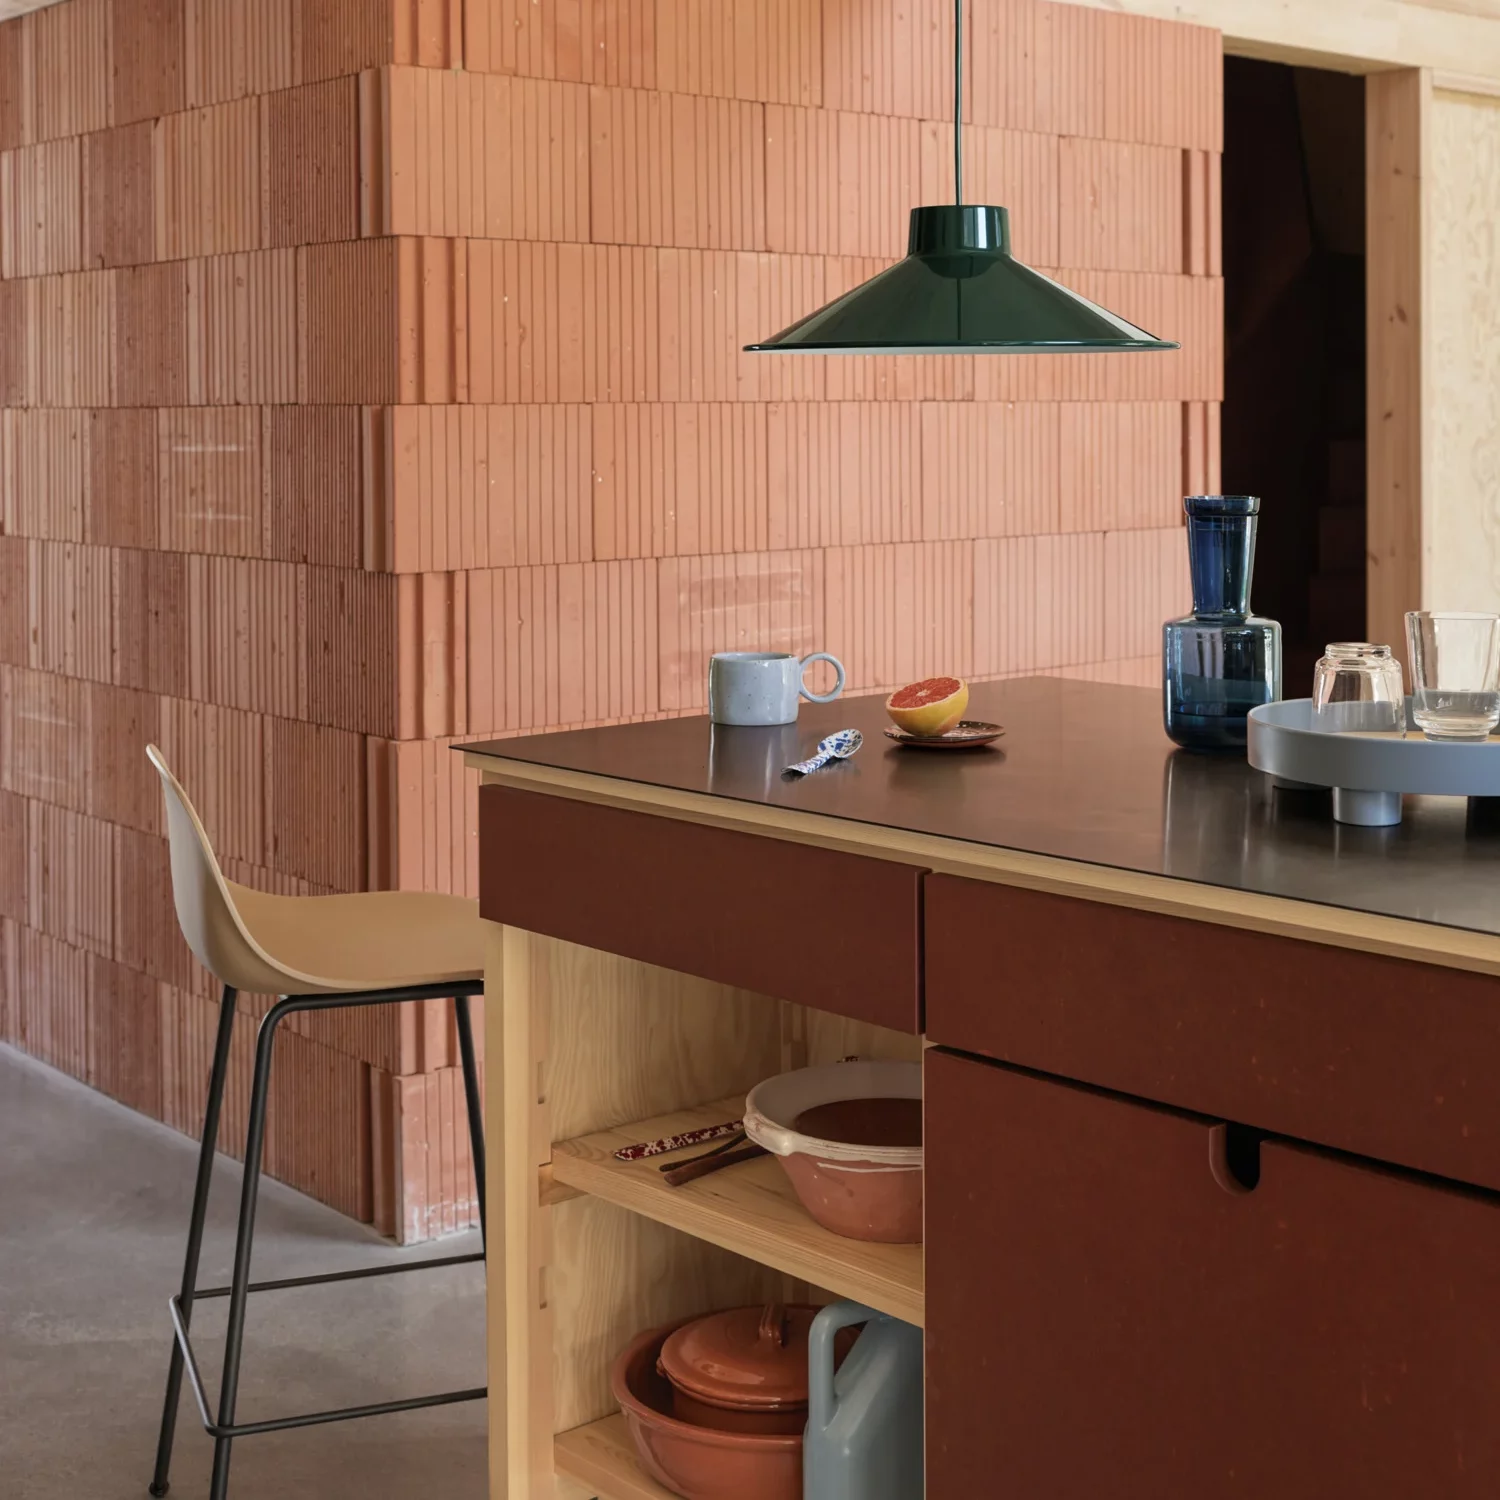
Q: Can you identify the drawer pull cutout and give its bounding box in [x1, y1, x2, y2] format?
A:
[1208, 1122, 1262, 1194]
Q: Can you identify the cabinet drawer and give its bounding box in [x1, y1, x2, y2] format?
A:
[925, 873, 1500, 1192]
[925, 1047, 1500, 1499]
[479, 783, 924, 1032]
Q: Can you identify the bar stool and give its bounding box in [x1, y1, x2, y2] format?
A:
[143, 746, 487, 1500]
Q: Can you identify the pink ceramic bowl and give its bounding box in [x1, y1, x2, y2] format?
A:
[611, 1322, 803, 1500]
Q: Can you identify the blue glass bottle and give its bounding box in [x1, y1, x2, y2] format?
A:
[1163, 495, 1282, 751]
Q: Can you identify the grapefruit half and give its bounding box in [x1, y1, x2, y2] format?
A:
[886, 676, 970, 737]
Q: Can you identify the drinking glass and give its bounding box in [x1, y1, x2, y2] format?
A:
[1311, 643, 1404, 735]
[1405, 611, 1500, 741]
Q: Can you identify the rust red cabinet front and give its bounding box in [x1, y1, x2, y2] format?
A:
[479, 783, 925, 1032]
[925, 1047, 1500, 1499]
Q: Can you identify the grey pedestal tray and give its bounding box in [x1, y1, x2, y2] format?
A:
[1247, 698, 1500, 826]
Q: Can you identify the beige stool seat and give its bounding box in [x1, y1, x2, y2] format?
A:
[227, 885, 483, 994]
[145, 744, 482, 996]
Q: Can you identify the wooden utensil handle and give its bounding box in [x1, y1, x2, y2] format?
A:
[661, 1142, 767, 1187]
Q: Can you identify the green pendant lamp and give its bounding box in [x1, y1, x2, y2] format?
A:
[745, 1, 1178, 355]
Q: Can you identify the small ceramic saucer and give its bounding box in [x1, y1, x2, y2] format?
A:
[883, 719, 1005, 750]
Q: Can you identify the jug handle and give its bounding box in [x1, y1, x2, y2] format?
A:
[808, 1299, 879, 1435]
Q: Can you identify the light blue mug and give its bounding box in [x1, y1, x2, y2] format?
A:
[708, 651, 846, 726]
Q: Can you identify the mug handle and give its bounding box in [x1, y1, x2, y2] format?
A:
[799, 652, 846, 704]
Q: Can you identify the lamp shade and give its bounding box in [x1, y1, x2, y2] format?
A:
[744, 206, 1179, 354]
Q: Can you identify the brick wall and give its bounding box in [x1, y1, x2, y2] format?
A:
[0, 0, 1222, 1240]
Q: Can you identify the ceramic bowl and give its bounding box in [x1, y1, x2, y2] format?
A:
[612, 1323, 803, 1500]
[744, 1061, 923, 1244]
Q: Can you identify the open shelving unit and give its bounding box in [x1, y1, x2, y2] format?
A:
[486, 924, 924, 1500]
[555, 1414, 678, 1500]
[550, 1096, 925, 1328]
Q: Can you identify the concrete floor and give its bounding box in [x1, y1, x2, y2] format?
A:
[0, 1044, 488, 1499]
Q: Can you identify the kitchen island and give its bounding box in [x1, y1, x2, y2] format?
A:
[465, 675, 1500, 1500]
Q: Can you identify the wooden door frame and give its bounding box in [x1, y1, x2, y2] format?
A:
[1174, 7, 1500, 661]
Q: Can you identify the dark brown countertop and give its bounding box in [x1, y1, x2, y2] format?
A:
[464, 676, 1500, 943]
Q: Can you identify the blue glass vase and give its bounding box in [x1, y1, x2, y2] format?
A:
[1163, 495, 1282, 751]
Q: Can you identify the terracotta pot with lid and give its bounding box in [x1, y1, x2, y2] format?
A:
[657, 1304, 816, 1436]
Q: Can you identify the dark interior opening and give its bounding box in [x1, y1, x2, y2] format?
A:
[1222, 57, 1368, 694]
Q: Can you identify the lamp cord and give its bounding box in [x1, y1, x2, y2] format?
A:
[953, 0, 963, 206]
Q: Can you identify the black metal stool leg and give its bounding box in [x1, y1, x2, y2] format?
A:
[207, 997, 291, 1500]
[453, 994, 486, 1246]
[150, 983, 238, 1498]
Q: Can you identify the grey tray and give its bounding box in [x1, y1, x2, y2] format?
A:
[1247, 698, 1500, 825]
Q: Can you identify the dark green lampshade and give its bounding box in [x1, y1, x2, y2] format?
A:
[745, 205, 1178, 354]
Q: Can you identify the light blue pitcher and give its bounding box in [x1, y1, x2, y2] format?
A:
[804, 1300, 924, 1499]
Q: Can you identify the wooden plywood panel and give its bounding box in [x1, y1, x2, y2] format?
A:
[1426, 86, 1500, 613]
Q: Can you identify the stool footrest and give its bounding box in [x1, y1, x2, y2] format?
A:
[189, 1250, 485, 1300]
[169, 1254, 488, 1439]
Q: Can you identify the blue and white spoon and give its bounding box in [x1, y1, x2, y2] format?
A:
[785, 728, 863, 776]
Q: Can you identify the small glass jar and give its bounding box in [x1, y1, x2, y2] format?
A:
[1311, 643, 1404, 736]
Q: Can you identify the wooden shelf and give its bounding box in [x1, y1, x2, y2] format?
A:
[549, 1097, 925, 1327]
[556, 1415, 676, 1500]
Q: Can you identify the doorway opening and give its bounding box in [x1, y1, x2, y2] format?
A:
[1221, 57, 1368, 692]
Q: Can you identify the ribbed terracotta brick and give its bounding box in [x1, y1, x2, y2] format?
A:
[295, 0, 395, 84]
[1059, 401, 1183, 533]
[263, 717, 367, 889]
[0, 542, 27, 664]
[0, 280, 25, 407]
[88, 952, 163, 1115]
[1059, 136, 1184, 274]
[0, 788, 28, 922]
[464, 0, 620, 85]
[920, 404, 1060, 541]
[2, 668, 90, 811]
[154, 97, 263, 261]
[821, 0, 959, 121]
[113, 0, 187, 127]
[304, 565, 399, 735]
[2, 136, 83, 277]
[27, 799, 113, 957]
[114, 824, 193, 988]
[597, 401, 767, 558]
[27, 538, 113, 682]
[86, 408, 159, 549]
[467, 557, 660, 729]
[82, 121, 154, 269]
[157, 406, 262, 556]
[766, 401, 913, 549]
[824, 541, 973, 692]
[188, 249, 298, 404]
[6, 408, 86, 541]
[111, 548, 190, 697]
[32, 0, 107, 142]
[154, 695, 265, 867]
[299, 238, 399, 402]
[386, 68, 590, 241]
[590, 86, 764, 250]
[0, 20, 28, 151]
[87, 679, 161, 834]
[185, 0, 294, 107]
[264, 76, 358, 247]
[15, 924, 90, 1076]
[1103, 526, 1190, 659]
[267, 405, 363, 567]
[657, 548, 821, 708]
[116, 262, 188, 406]
[657, 0, 818, 106]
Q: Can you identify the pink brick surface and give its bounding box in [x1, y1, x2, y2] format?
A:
[2, 0, 1224, 1240]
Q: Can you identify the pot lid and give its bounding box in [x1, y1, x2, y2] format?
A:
[657, 1304, 816, 1411]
